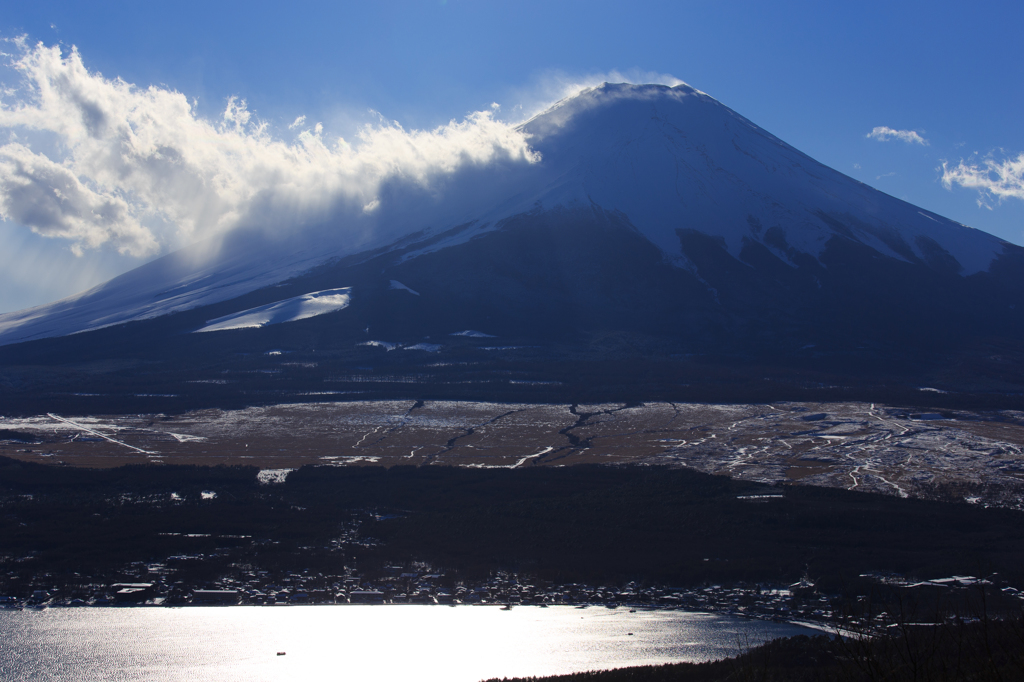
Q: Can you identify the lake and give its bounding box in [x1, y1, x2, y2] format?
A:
[0, 605, 813, 681]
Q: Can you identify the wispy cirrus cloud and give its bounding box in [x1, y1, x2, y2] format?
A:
[941, 152, 1024, 208]
[867, 126, 928, 145]
[0, 38, 540, 258]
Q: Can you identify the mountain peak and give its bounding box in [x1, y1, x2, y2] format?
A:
[522, 81, 708, 138]
[514, 81, 1005, 277]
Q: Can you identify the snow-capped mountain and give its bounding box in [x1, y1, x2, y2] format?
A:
[428, 82, 1006, 275]
[0, 83, 1013, 346]
[1, 82, 1022, 406]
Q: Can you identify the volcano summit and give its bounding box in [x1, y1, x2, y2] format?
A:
[2, 83, 1023, 412]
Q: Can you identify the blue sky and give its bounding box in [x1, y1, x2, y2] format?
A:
[0, 0, 1022, 312]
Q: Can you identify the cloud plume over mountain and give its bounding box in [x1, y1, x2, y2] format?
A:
[0, 39, 540, 258]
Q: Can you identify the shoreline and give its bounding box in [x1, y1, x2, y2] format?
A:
[0, 599, 840, 637]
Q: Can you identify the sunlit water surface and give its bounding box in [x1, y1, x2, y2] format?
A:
[0, 606, 811, 681]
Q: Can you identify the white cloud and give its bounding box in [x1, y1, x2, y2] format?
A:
[288, 115, 306, 129]
[0, 141, 156, 255]
[941, 152, 1024, 208]
[0, 39, 540, 258]
[866, 126, 928, 145]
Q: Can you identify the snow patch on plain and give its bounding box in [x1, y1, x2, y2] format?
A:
[167, 432, 206, 443]
[389, 280, 420, 296]
[257, 469, 294, 485]
[195, 288, 351, 333]
[451, 330, 496, 338]
[358, 340, 399, 351]
[404, 343, 442, 352]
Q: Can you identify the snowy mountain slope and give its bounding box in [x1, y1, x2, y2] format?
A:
[0, 82, 1016, 348]
[294, 200, 1022, 353]
[195, 287, 351, 333]
[0, 234, 331, 345]
[414, 83, 1006, 274]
